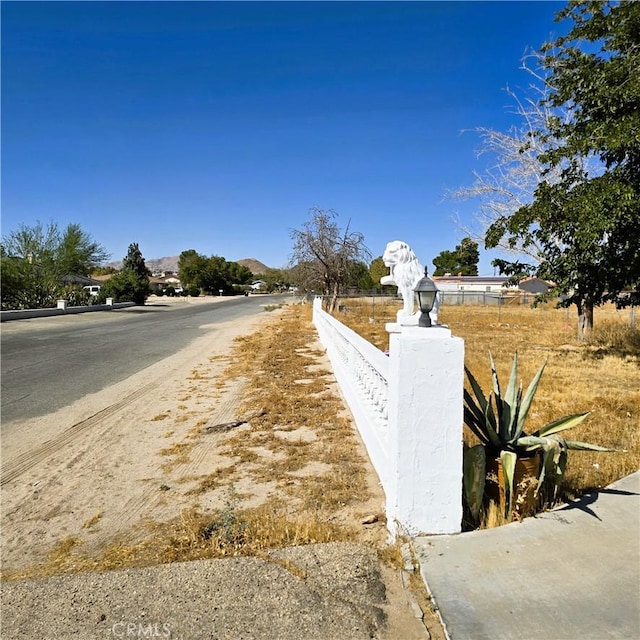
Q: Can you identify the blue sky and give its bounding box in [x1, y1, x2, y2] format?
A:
[2, 1, 567, 273]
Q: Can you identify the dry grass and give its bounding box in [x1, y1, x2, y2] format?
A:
[8, 494, 353, 580]
[5, 303, 389, 581]
[213, 304, 379, 520]
[338, 297, 640, 502]
[159, 442, 193, 467]
[82, 511, 103, 530]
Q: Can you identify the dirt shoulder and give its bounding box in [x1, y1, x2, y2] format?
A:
[1, 301, 445, 639]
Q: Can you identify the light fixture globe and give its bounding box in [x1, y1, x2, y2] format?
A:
[414, 268, 438, 327]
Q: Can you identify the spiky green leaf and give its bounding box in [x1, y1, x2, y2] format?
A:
[463, 404, 491, 446]
[488, 352, 504, 436]
[515, 360, 547, 437]
[463, 445, 486, 519]
[465, 366, 490, 414]
[483, 399, 501, 448]
[536, 412, 590, 437]
[504, 352, 520, 417]
[538, 438, 563, 494]
[500, 450, 518, 521]
[565, 440, 615, 452]
[515, 435, 550, 451]
[489, 351, 502, 398]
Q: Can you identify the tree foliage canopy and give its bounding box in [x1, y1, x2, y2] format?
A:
[178, 250, 253, 294]
[0, 221, 110, 310]
[485, 0, 640, 339]
[432, 237, 480, 276]
[100, 242, 150, 305]
[369, 256, 390, 289]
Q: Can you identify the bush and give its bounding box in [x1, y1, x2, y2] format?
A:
[188, 286, 200, 297]
[98, 271, 149, 305]
[61, 285, 92, 307]
[165, 286, 176, 297]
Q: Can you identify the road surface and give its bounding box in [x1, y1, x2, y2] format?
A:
[1, 295, 283, 426]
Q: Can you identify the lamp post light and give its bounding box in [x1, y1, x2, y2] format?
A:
[414, 268, 438, 327]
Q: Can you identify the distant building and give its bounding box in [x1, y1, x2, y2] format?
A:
[432, 274, 551, 295]
[432, 275, 514, 293]
[518, 277, 553, 295]
[62, 273, 102, 287]
[431, 274, 552, 306]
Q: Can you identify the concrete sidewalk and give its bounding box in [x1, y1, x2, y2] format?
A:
[414, 471, 640, 640]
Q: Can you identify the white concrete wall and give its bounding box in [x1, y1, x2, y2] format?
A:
[313, 298, 464, 536]
[0, 302, 135, 322]
[386, 323, 464, 535]
[312, 298, 391, 494]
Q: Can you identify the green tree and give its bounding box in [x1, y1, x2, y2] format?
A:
[369, 256, 392, 291]
[432, 237, 480, 276]
[260, 268, 287, 292]
[201, 255, 229, 294]
[101, 243, 150, 305]
[178, 250, 254, 295]
[346, 260, 375, 291]
[226, 261, 253, 286]
[178, 249, 207, 290]
[289, 207, 370, 313]
[486, 1, 640, 340]
[0, 221, 109, 310]
[91, 266, 118, 277]
[57, 223, 110, 275]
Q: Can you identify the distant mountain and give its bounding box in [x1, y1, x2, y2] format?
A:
[104, 256, 179, 273]
[105, 255, 271, 275]
[237, 258, 270, 275]
[146, 256, 180, 273]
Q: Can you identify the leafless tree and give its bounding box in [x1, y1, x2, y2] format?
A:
[449, 52, 575, 262]
[289, 207, 370, 313]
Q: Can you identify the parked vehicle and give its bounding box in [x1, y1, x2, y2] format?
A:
[83, 285, 101, 297]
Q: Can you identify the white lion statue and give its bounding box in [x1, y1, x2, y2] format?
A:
[380, 240, 440, 324]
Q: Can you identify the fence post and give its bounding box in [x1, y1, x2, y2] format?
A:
[385, 321, 464, 536]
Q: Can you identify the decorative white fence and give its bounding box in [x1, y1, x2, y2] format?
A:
[312, 298, 392, 494]
[313, 297, 464, 536]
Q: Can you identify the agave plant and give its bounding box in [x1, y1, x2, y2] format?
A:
[463, 351, 612, 521]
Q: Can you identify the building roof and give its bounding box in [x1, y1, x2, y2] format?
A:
[432, 275, 508, 284]
[61, 273, 102, 286]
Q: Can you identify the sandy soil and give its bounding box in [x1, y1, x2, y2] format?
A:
[1, 300, 444, 639]
[1, 299, 268, 569]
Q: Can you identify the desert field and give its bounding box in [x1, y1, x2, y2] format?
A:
[337, 297, 640, 501]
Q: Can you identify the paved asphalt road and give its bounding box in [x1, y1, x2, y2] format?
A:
[0, 295, 284, 426]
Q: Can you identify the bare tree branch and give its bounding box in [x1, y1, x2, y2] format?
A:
[289, 207, 370, 312]
[448, 51, 578, 262]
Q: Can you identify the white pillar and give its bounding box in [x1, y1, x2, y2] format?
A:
[57, 300, 67, 310]
[386, 321, 464, 535]
[106, 297, 114, 306]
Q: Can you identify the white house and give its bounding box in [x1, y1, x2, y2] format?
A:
[432, 275, 514, 293]
[432, 274, 551, 295]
